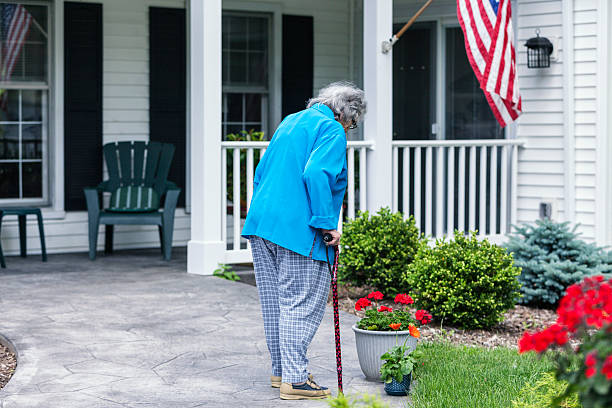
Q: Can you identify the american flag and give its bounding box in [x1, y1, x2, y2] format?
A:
[0, 4, 32, 110]
[457, 0, 521, 127]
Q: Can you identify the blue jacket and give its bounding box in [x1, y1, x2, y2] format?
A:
[241, 103, 348, 262]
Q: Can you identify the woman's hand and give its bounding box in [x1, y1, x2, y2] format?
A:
[322, 229, 341, 246]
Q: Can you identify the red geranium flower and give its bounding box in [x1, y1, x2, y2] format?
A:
[367, 291, 384, 300]
[378, 306, 393, 313]
[585, 367, 597, 379]
[602, 356, 612, 380]
[389, 323, 401, 330]
[354, 297, 372, 311]
[585, 352, 597, 368]
[415, 310, 432, 325]
[394, 294, 414, 305]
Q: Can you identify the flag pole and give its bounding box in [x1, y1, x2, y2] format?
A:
[382, 0, 434, 53]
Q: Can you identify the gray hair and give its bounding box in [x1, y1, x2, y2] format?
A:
[307, 81, 367, 124]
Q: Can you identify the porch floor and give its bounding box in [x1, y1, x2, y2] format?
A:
[0, 249, 403, 407]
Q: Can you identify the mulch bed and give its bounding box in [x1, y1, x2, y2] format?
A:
[328, 283, 557, 349]
[0, 343, 16, 390]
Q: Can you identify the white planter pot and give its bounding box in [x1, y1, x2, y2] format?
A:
[352, 325, 418, 381]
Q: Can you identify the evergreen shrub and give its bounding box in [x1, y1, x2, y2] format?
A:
[505, 219, 612, 307]
[339, 208, 425, 294]
[406, 232, 521, 329]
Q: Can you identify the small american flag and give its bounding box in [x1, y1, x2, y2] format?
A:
[0, 4, 32, 110]
[457, 0, 521, 128]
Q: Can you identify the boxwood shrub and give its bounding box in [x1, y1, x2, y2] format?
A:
[339, 207, 425, 294]
[406, 232, 521, 329]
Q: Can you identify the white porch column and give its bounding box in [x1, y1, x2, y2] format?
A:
[187, 0, 224, 275]
[363, 0, 394, 213]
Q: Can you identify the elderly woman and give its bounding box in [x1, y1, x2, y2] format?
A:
[242, 82, 367, 400]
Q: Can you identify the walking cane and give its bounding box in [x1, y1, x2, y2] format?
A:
[323, 233, 343, 394]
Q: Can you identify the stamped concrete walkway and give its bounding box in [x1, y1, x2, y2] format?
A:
[0, 249, 404, 408]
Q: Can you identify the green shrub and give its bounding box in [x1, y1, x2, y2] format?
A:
[339, 207, 425, 294]
[505, 220, 612, 307]
[512, 371, 580, 408]
[406, 232, 521, 329]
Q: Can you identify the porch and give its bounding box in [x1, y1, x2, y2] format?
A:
[0, 0, 537, 271]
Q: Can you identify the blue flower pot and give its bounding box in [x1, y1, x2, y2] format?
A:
[384, 373, 412, 396]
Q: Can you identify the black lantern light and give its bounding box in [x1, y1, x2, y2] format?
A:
[525, 29, 554, 69]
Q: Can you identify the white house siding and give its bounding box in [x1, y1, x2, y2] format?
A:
[514, 0, 566, 227]
[1, 0, 355, 256]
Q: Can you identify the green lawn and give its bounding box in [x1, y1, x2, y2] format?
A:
[410, 342, 553, 408]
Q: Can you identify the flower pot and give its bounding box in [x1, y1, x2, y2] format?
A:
[352, 325, 418, 381]
[384, 373, 412, 396]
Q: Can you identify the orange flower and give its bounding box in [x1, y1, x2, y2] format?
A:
[389, 323, 402, 330]
[408, 324, 420, 338]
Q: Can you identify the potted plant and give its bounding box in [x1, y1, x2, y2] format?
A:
[380, 339, 418, 396]
[352, 291, 431, 381]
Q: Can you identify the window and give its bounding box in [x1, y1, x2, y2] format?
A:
[222, 13, 270, 139]
[445, 27, 502, 140]
[0, 2, 49, 202]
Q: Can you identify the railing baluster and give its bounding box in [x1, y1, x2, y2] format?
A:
[479, 146, 488, 236]
[511, 144, 518, 228]
[402, 147, 410, 219]
[246, 148, 254, 212]
[347, 147, 355, 219]
[458, 146, 466, 233]
[447, 146, 455, 236]
[359, 147, 367, 212]
[469, 146, 476, 233]
[435, 147, 444, 238]
[425, 147, 433, 236]
[233, 147, 241, 250]
[222, 147, 227, 243]
[414, 147, 421, 230]
[489, 146, 498, 235]
[392, 146, 398, 213]
[500, 145, 508, 234]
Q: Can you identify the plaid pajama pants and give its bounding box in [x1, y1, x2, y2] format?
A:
[249, 236, 331, 384]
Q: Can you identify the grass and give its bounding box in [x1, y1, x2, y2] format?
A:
[410, 342, 553, 408]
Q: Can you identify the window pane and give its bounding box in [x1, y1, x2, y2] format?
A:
[0, 162, 18, 198]
[22, 90, 42, 121]
[0, 89, 19, 121]
[225, 124, 243, 138]
[248, 17, 266, 51]
[248, 52, 267, 85]
[228, 16, 247, 50]
[244, 94, 261, 122]
[22, 161, 41, 197]
[445, 27, 500, 140]
[229, 51, 247, 84]
[226, 93, 242, 122]
[0, 124, 18, 159]
[22, 124, 41, 159]
[0, 4, 48, 83]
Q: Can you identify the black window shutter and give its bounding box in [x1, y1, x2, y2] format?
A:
[282, 15, 314, 118]
[64, 2, 103, 211]
[149, 7, 186, 207]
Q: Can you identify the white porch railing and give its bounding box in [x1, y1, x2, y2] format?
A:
[221, 140, 375, 263]
[392, 139, 525, 241]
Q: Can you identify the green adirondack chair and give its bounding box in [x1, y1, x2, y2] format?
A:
[84, 141, 181, 261]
